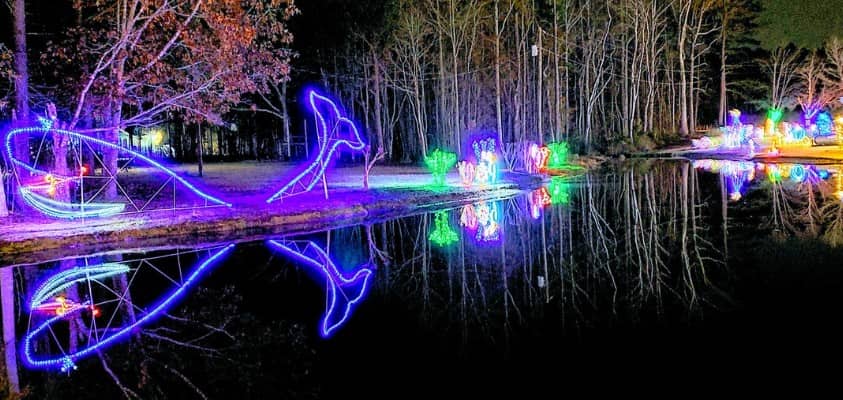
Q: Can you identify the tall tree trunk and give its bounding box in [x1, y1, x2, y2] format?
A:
[197, 124, 204, 177]
[495, 0, 504, 145]
[282, 81, 292, 159]
[718, 0, 728, 126]
[1, 267, 19, 394]
[13, 0, 30, 164]
[371, 49, 385, 156]
[0, 173, 7, 217]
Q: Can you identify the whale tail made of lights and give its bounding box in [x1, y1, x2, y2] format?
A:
[266, 90, 366, 203]
[267, 239, 372, 337]
[4, 120, 230, 219]
[22, 244, 234, 372]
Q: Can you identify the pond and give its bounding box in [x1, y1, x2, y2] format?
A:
[4, 158, 843, 397]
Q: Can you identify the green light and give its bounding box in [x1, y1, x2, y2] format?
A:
[547, 177, 571, 204]
[424, 149, 457, 186]
[429, 211, 459, 246]
[767, 108, 783, 123]
[547, 142, 569, 169]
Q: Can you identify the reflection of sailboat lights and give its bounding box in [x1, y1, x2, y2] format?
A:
[22, 245, 234, 372]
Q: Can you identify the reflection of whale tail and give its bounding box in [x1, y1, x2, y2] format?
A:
[322, 268, 372, 338]
[266, 89, 366, 203]
[267, 239, 373, 337]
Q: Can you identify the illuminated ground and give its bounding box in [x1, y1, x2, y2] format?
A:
[1, 162, 568, 264]
[653, 144, 843, 164]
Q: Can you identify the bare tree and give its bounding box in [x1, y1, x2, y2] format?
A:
[762, 47, 801, 110]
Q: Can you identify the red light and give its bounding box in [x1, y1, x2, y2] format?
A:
[80, 165, 89, 175]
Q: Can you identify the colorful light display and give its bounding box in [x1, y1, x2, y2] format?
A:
[3, 123, 230, 219]
[429, 210, 459, 246]
[29, 263, 130, 310]
[22, 245, 234, 372]
[19, 187, 126, 219]
[547, 142, 569, 168]
[472, 138, 498, 185]
[457, 161, 476, 188]
[424, 149, 457, 187]
[528, 144, 551, 174]
[267, 239, 372, 338]
[816, 111, 834, 138]
[266, 89, 366, 203]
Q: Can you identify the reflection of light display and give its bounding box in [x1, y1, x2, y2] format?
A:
[816, 112, 834, 137]
[528, 187, 552, 219]
[547, 142, 569, 168]
[528, 144, 550, 173]
[460, 204, 477, 230]
[22, 245, 234, 372]
[30, 263, 130, 309]
[429, 210, 459, 246]
[457, 161, 475, 188]
[460, 202, 500, 243]
[266, 89, 366, 203]
[424, 149, 457, 187]
[547, 177, 571, 205]
[474, 202, 500, 242]
[32, 296, 99, 318]
[789, 164, 806, 183]
[267, 240, 372, 338]
[4, 124, 230, 219]
[472, 138, 498, 185]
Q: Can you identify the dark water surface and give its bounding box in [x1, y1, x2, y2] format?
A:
[6, 159, 843, 398]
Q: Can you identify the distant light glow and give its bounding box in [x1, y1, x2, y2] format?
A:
[267, 240, 372, 338]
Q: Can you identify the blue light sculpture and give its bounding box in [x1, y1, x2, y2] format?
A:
[267, 239, 372, 337]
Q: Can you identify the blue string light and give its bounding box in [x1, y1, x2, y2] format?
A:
[19, 187, 126, 219]
[267, 239, 372, 338]
[22, 244, 234, 371]
[29, 263, 130, 310]
[266, 89, 366, 203]
[4, 124, 231, 219]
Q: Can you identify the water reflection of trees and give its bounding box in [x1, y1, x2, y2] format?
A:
[711, 162, 843, 246]
[339, 162, 726, 345]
